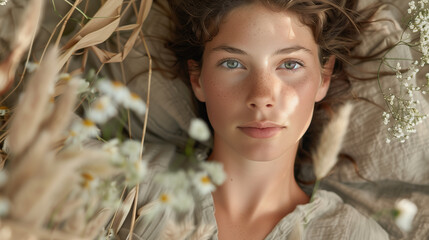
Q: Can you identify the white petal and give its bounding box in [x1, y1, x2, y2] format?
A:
[189, 118, 210, 142]
[395, 199, 418, 232]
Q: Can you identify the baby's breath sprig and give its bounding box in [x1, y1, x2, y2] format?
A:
[0, 0, 7, 6]
[379, 0, 429, 143]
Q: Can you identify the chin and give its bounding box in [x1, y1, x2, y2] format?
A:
[237, 143, 295, 162]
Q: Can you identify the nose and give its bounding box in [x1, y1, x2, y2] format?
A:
[246, 70, 277, 110]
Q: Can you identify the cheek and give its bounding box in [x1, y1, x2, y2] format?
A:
[286, 80, 320, 135]
[202, 80, 237, 127]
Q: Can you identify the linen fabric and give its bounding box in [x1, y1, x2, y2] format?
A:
[117, 142, 389, 240]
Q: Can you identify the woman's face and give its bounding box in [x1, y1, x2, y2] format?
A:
[189, 3, 334, 162]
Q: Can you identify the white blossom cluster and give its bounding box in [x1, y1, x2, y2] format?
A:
[151, 161, 226, 216]
[382, 0, 429, 143]
[61, 77, 148, 210]
[0, 0, 7, 6]
[102, 139, 148, 186]
[142, 118, 225, 217]
[382, 62, 428, 143]
[65, 78, 146, 146]
[408, 0, 429, 65]
[86, 80, 146, 124]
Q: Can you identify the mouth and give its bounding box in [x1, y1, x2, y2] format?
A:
[238, 121, 285, 139]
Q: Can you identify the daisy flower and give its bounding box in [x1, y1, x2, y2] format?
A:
[120, 139, 142, 162]
[65, 118, 100, 146]
[191, 171, 216, 195]
[393, 199, 418, 232]
[200, 161, 226, 186]
[123, 92, 146, 115]
[73, 77, 90, 94]
[86, 95, 117, 124]
[0, 106, 10, 117]
[188, 118, 210, 142]
[80, 172, 99, 190]
[97, 80, 131, 105]
[102, 139, 122, 165]
[25, 62, 39, 73]
[125, 160, 148, 186]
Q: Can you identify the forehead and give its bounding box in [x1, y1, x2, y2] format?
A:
[204, 3, 318, 56]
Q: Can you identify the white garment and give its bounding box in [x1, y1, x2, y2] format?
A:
[118, 143, 389, 240]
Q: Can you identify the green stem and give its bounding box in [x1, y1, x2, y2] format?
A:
[310, 180, 320, 203]
[185, 138, 195, 157]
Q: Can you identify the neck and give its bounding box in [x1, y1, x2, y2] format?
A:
[209, 138, 309, 221]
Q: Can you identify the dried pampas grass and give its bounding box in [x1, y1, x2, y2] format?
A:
[160, 216, 195, 240]
[0, 0, 156, 239]
[189, 223, 217, 240]
[312, 102, 353, 180]
[0, 0, 44, 94]
[0, 47, 116, 239]
[7, 48, 58, 157]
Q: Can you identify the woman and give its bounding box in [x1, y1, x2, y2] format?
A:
[119, 0, 389, 239]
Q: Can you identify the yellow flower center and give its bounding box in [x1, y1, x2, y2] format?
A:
[83, 119, 95, 127]
[0, 106, 9, 116]
[131, 92, 140, 100]
[159, 193, 170, 203]
[81, 172, 94, 181]
[201, 175, 211, 185]
[81, 172, 94, 189]
[113, 81, 124, 88]
[95, 102, 105, 110]
[59, 73, 72, 82]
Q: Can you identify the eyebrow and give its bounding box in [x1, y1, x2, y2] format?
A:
[210, 45, 313, 56]
[211, 45, 247, 55]
[274, 46, 313, 55]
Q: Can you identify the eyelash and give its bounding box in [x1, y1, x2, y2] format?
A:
[218, 58, 304, 71]
[278, 60, 304, 71]
[218, 59, 245, 70]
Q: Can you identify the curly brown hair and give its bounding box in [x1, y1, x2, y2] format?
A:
[166, 0, 383, 179]
[168, 0, 381, 79]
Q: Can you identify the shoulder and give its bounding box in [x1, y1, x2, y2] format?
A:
[304, 190, 389, 240]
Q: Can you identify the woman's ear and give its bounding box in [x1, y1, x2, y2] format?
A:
[188, 60, 206, 102]
[315, 55, 336, 102]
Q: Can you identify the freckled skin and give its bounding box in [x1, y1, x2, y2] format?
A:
[188, 3, 335, 240]
[191, 5, 331, 162]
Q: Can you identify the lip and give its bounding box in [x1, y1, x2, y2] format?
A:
[238, 121, 285, 139]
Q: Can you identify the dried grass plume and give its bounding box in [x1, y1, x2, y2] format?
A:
[312, 102, 353, 180]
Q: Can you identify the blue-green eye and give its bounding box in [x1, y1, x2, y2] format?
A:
[279, 61, 302, 70]
[220, 59, 243, 69]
